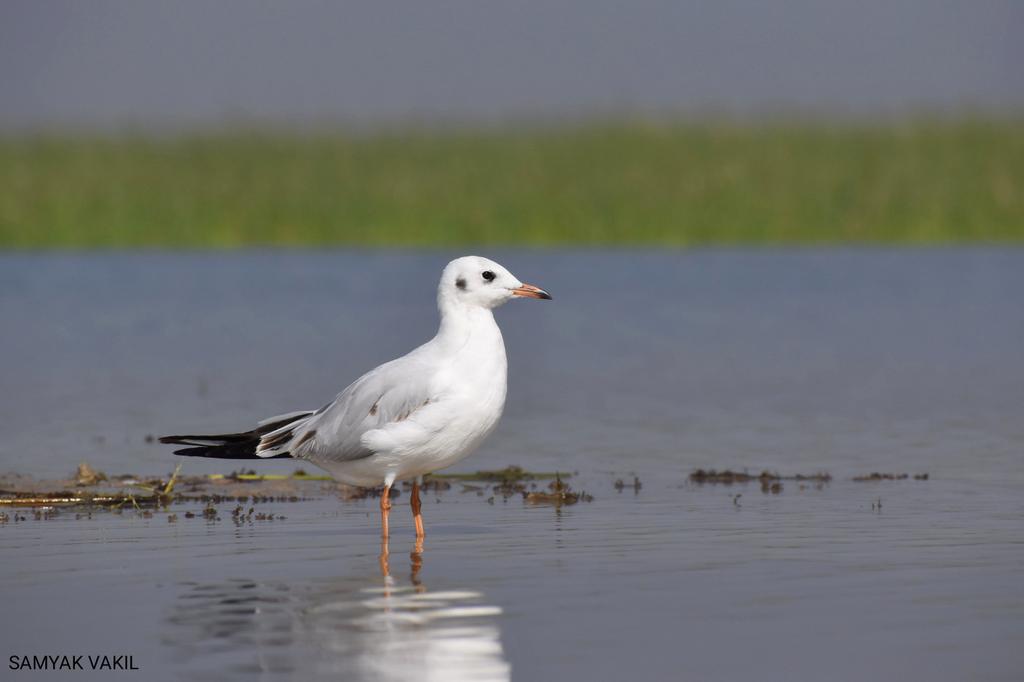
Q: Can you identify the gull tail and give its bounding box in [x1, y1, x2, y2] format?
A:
[160, 411, 313, 460]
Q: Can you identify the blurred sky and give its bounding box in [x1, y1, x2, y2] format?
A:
[1, 0, 1021, 132]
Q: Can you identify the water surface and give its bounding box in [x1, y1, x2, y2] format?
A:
[1, 249, 1022, 680]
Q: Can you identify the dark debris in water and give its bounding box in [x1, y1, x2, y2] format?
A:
[337, 485, 401, 502]
[689, 469, 832, 484]
[614, 476, 643, 493]
[75, 462, 107, 486]
[523, 475, 593, 506]
[416, 465, 587, 503]
[431, 465, 569, 484]
[0, 463, 599, 522]
[853, 472, 930, 482]
[689, 469, 831, 493]
[610, 475, 643, 491]
[0, 462, 320, 510]
[230, 504, 287, 523]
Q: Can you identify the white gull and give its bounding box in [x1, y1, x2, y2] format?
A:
[161, 256, 551, 537]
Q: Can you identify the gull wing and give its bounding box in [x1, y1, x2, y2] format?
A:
[256, 353, 438, 463]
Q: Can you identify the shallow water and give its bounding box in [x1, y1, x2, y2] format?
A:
[2, 250, 1023, 680]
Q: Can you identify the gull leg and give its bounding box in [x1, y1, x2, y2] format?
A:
[379, 535, 390, 577]
[411, 477, 425, 538]
[410, 536, 425, 591]
[380, 482, 393, 539]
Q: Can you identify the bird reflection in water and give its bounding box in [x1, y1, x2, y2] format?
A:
[166, 539, 510, 681]
[308, 536, 510, 681]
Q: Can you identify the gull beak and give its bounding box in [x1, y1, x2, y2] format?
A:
[511, 282, 552, 300]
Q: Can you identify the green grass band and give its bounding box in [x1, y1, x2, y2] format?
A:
[2, 121, 1021, 247]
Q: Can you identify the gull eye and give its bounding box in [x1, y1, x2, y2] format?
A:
[482, 270, 496, 282]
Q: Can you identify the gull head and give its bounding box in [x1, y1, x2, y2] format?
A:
[440, 256, 552, 311]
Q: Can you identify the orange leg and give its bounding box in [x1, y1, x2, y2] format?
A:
[378, 536, 390, 577]
[411, 480, 425, 538]
[410, 536, 425, 590]
[380, 483, 392, 539]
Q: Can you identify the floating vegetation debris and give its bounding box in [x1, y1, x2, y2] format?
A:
[424, 466, 577, 501]
[335, 485, 401, 502]
[229, 504, 287, 524]
[688, 469, 831, 493]
[430, 466, 569, 483]
[690, 469, 831, 484]
[0, 463, 595, 521]
[614, 477, 643, 493]
[75, 462, 107, 486]
[0, 462, 311, 509]
[853, 473, 930, 482]
[523, 475, 593, 507]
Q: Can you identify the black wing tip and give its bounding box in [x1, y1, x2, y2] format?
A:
[171, 445, 208, 457]
[160, 412, 312, 460]
[171, 445, 293, 459]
